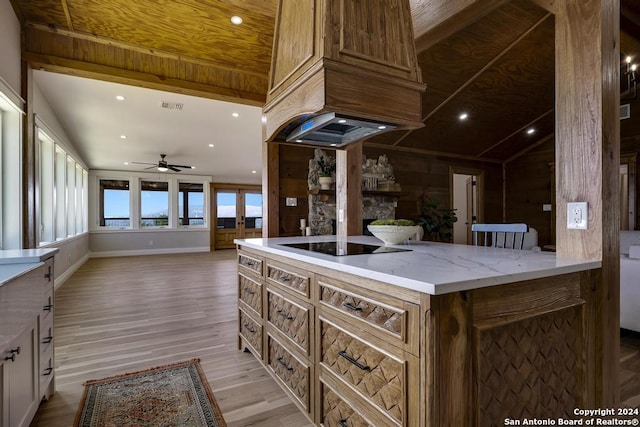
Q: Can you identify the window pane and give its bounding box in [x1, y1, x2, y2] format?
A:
[55, 147, 66, 239]
[39, 134, 54, 244]
[141, 181, 168, 227]
[100, 179, 130, 227]
[76, 165, 83, 233]
[178, 182, 204, 225]
[216, 192, 236, 229]
[83, 170, 89, 232]
[66, 157, 76, 236]
[245, 193, 262, 229]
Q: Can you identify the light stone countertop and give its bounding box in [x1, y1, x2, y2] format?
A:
[235, 235, 601, 295]
[0, 248, 58, 286]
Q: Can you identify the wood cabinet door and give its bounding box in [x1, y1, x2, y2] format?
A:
[6, 323, 39, 427]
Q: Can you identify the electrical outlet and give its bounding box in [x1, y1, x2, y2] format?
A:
[542, 203, 552, 212]
[567, 202, 588, 230]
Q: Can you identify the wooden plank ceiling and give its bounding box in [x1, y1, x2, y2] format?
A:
[9, 0, 640, 162]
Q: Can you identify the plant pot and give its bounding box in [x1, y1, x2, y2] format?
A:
[367, 225, 423, 245]
[318, 176, 333, 190]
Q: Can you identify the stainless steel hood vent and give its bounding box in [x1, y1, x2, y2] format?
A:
[285, 113, 396, 147]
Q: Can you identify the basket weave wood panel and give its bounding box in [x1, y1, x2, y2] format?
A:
[238, 253, 263, 276]
[321, 382, 373, 427]
[320, 321, 404, 423]
[320, 285, 403, 338]
[267, 264, 310, 297]
[267, 335, 310, 410]
[476, 306, 582, 424]
[239, 309, 262, 355]
[239, 274, 262, 316]
[268, 291, 310, 353]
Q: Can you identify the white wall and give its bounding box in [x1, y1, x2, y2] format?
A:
[0, 0, 21, 94]
[90, 229, 209, 257]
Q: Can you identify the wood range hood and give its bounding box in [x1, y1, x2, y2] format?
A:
[262, 0, 426, 148]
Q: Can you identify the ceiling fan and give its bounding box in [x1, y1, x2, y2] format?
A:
[132, 154, 194, 172]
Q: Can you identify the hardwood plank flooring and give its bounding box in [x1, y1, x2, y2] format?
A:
[30, 250, 312, 427]
[30, 250, 640, 426]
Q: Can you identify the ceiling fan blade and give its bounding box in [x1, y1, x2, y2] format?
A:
[168, 164, 193, 169]
[168, 166, 182, 172]
[144, 165, 157, 170]
[131, 161, 157, 165]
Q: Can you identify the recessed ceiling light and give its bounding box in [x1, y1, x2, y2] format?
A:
[296, 139, 303, 143]
[120, 135, 127, 139]
[232, 112, 239, 118]
[231, 15, 243, 25]
[378, 125, 387, 130]
[116, 95, 125, 101]
[527, 128, 536, 135]
[338, 119, 347, 124]
[459, 113, 468, 121]
[208, 144, 214, 148]
[252, 170, 257, 174]
[191, 166, 196, 169]
[123, 162, 129, 165]
[627, 56, 633, 64]
[330, 143, 337, 147]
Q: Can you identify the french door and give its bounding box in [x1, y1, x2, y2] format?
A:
[212, 185, 262, 249]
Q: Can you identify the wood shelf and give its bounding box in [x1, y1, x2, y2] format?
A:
[309, 189, 405, 197]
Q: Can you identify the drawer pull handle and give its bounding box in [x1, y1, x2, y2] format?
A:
[338, 350, 370, 371]
[276, 357, 293, 371]
[43, 304, 53, 312]
[243, 288, 256, 295]
[5, 347, 21, 362]
[276, 309, 294, 320]
[243, 323, 255, 333]
[343, 302, 362, 311]
[42, 336, 53, 344]
[43, 367, 53, 376]
[339, 420, 348, 427]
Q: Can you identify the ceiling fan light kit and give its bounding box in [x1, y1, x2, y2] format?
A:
[131, 154, 194, 172]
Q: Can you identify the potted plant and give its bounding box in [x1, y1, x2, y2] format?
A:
[417, 194, 457, 242]
[367, 219, 422, 245]
[316, 156, 335, 190]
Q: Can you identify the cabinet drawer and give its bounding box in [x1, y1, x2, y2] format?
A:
[320, 318, 405, 425]
[267, 289, 311, 356]
[239, 308, 263, 357]
[43, 257, 54, 289]
[321, 381, 376, 427]
[267, 334, 311, 414]
[41, 288, 54, 322]
[238, 251, 263, 277]
[238, 273, 262, 317]
[266, 262, 310, 298]
[318, 277, 418, 354]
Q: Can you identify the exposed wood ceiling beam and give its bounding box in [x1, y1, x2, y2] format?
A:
[504, 133, 554, 164]
[60, 0, 73, 30]
[413, 0, 510, 53]
[476, 109, 553, 157]
[392, 12, 552, 147]
[364, 142, 503, 164]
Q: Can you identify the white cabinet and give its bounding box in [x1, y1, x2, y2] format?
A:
[1, 321, 39, 427]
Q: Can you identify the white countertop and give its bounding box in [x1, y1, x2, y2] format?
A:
[0, 248, 58, 286]
[235, 236, 601, 295]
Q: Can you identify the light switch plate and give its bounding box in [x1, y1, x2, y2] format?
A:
[542, 203, 552, 212]
[567, 202, 588, 230]
[285, 197, 297, 207]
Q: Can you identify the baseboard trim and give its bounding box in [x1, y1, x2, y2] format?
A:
[55, 252, 90, 290]
[90, 247, 211, 258]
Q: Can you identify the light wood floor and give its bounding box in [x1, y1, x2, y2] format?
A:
[30, 250, 312, 427]
[30, 250, 640, 426]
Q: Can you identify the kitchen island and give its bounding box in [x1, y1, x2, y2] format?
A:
[235, 236, 602, 426]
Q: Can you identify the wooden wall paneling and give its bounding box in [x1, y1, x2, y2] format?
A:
[335, 142, 362, 239]
[555, 0, 619, 405]
[504, 138, 555, 246]
[263, 142, 280, 237]
[279, 145, 315, 236]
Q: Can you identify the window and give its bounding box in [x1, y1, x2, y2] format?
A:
[0, 90, 23, 249]
[178, 182, 204, 225]
[82, 170, 89, 232]
[141, 180, 168, 227]
[99, 179, 130, 227]
[39, 132, 55, 244]
[55, 146, 67, 240]
[66, 156, 76, 236]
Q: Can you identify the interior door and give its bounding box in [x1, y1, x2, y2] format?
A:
[213, 188, 262, 249]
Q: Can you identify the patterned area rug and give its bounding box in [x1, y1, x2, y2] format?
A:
[74, 358, 226, 427]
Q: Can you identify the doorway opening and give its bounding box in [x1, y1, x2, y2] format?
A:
[211, 184, 262, 249]
[450, 167, 484, 245]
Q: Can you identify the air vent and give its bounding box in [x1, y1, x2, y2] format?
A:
[621, 103, 631, 120]
[161, 101, 184, 110]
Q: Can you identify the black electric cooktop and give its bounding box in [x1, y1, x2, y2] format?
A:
[280, 241, 411, 256]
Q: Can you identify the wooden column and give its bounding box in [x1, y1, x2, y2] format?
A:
[555, 0, 619, 405]
[21, 59, 36, 248]
[262, 141, 280, 237]
[335, 142, 362, 240]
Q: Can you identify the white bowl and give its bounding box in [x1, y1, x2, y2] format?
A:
[367, 225, 422, 245]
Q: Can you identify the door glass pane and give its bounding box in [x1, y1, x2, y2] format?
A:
[245, 193, 263, 229]
[141, 181, 169, 227]
[217, 192, 237, 229]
